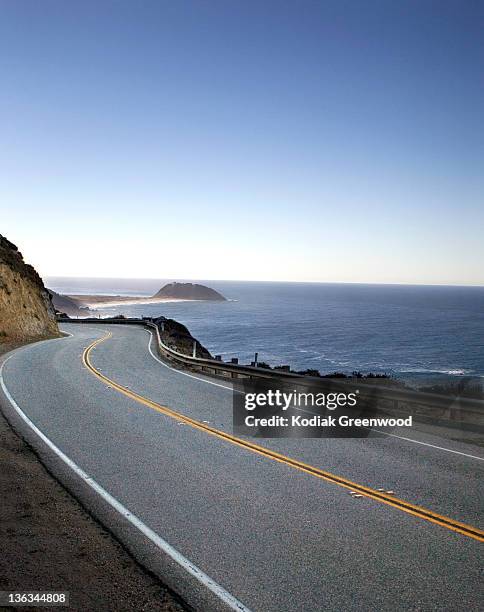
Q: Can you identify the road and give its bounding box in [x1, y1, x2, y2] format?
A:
[1, 324, 482, 611]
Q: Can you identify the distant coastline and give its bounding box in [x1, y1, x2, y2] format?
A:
[50, 281, 227, 314]
[46, 277, 484, 379]
[66, 294, 203, 308]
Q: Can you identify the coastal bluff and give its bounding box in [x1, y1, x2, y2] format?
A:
[62, 282, 227, 308]
[154, 316, 213, 359]
[152, 282, 226, 301]
[48, 290, 92, 317]
[0, 235, 59, 344]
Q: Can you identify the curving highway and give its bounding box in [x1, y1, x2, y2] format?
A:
[1, 324, 483, 612]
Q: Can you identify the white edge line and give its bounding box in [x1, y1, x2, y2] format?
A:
[64, 323, 484, 462]
[370, 429, 484, 461]
[144, 328, 235, 391]
[0, 354, 251, 612]
[292, 406, 484, 461]
[145, 328, 484, 461]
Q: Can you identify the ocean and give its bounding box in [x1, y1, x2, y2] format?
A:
[46, 278, 484, 382]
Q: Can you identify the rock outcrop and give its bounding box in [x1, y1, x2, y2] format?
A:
[153, 316, 212, 358]
[0, 235, 59, 344]
[152, 282, 226, 301]
[48, 290, 91, 317]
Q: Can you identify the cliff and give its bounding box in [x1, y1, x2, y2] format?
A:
[153, 316, 212, 359]
[152, 282, 226, 301]
[48, 290, 92, 317]
[0, 235, 59, 345]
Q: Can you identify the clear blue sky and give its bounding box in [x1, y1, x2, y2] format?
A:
[1, 1, 483, 284]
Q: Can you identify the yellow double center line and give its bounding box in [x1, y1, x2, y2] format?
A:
[83, 331, 484, 543]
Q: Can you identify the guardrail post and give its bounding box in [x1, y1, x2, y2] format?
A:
[192, 340, 197, 358]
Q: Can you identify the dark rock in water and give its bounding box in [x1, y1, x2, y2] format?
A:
[153, 316, 212, 359]
[152, 282, 226, 301]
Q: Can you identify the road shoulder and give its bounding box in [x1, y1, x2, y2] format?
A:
[0, 358, 187, 612]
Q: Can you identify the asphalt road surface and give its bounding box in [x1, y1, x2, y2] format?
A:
[1, 324, 482, 611]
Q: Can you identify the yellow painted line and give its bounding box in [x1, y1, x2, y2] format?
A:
[83, 332, 484, 543]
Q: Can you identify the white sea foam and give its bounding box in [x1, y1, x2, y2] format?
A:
[47, 277, 484, 378]
[88, 298, 193, 308]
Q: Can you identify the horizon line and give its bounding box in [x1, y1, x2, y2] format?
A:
[43, 275, 484, 289]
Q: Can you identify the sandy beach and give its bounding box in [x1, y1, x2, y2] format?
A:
[67, 295, 196, 308]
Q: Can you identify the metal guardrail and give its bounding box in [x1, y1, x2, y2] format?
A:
[57, 316, 303, 381]
[145, 322, 303, 381]
[58, 316, 484, 428]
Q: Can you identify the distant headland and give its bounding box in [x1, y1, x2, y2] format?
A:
[50, 282, 226, 313]
[152, 282, 225, 301]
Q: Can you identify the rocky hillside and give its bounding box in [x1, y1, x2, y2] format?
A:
[48, 290, 91, 317]
[0, 235, 59, 344]
[153, 316, 212, 358]
[152, 282, 226, 301]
